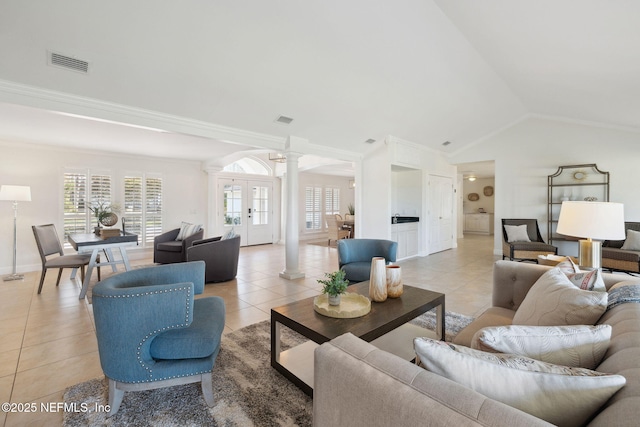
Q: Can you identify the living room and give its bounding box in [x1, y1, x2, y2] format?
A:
[2, 1, 640, 426]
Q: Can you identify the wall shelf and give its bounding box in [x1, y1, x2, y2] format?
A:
[547, 164, 609, 244]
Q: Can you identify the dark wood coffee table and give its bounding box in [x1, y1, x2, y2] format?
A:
[271, 281, 445, 396]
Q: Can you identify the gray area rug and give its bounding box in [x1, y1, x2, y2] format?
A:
[63, 311, 473, 426]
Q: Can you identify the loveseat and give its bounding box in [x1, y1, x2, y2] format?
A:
[314, 261, 640, 427]
[602, 221, 640, 274]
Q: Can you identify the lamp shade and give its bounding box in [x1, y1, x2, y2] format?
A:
[556, 201, 625, 240]
[0, 185, 31, 202]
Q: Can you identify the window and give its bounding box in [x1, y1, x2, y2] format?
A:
[223, 157, 270, 175]
[223, 184, 242, 226]
[124, 175, 163, 245]
[305, 186, 322, 230]
[325, 187, 340, 216]
[252, 185, 269, 225]
[63, 171, 112, 242]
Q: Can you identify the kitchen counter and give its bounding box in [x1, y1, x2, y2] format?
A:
[392, 216, 419, 224]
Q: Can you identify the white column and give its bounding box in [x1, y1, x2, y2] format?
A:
[203, 164, 223, 238]
[279, 152, 305, 280]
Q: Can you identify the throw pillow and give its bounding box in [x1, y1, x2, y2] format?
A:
[556, 258, 606, 291]
[504, 224, 531, 243]
[621, 229, 640, 251]
[471, 324, 611, 369]
[414, 337, 625, 427]
[512, 267, 608, 326]
[175, 222, 202, 241]
[221, 227, 237, 240]
[556, 258, 579, 274]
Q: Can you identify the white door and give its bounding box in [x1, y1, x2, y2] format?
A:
[220, 178, 273, 246]
[428, 175, 454, 254]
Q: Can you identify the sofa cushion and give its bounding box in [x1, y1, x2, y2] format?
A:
[621, 229, 640, 251]
[453, 307, 515, 347]
[512, 267, 608, 326]
[150, 297, 224, 360]
[504, 224, 531, 243]
[156, 241, 183, 252]
[471, 324, 611, 369]
[340, 261, 373, 283]
[414, 337, 626, 427]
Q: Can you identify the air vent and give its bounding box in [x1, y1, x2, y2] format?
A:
[48, 51, 89, 73]
[442, 141, 452, 146]
[274, 115, 294, 125]
[365, 138, 376, 144]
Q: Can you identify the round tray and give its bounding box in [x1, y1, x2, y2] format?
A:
[313, 293, 371, 318]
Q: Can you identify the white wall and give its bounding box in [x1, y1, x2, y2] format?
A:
[392, 169, 422, 217]
[0, 140, 208, 274]
[361, 139, 457, 255]
[361, 144, 392, 239]
[462, 177, 495, 213]
[450, 116, 640, 255]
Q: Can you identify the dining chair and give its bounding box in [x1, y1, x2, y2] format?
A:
[327, 216, 351, 245]
[32, 224, 98, 294]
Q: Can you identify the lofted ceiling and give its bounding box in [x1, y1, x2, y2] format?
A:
[0, 1, 638, 166]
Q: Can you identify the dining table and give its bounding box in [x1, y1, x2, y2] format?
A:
[342, 219, 355, 237]
[68, 231, 138, 299]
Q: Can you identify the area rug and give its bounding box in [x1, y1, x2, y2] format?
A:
[63, 311, 473, 426]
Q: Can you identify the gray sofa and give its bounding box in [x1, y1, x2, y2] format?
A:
[314, 261, 640, 427]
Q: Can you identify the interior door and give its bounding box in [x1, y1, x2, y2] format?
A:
[220, 178, 273, 246]
[429, 175, 454, 254]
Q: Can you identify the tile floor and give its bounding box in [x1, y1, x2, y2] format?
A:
[0, 234, 497, 426]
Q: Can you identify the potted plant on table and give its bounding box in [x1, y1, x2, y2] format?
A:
[318, 270, 349, 306]
[90, 202, 121, 233]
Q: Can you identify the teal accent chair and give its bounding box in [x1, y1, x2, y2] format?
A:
[92, 261, 225, 416]
[337, 239, 398, 283]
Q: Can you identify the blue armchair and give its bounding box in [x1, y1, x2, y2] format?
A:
[337, 239, 398, 283]
[92, 261, 225, 416]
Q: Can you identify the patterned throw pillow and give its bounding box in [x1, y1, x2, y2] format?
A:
[556, 259, 606, 291]
[471, 324, 611, 369]
[504, 224, 531, 243]
[221, 227, 237, 240]
[512, 267, 608, 326]
[175, 222, 202, 241]
[414, 337, 625, 427]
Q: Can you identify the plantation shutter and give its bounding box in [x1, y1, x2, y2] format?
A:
[325, 188, 340, 216]
[90, 174, 112, 227]
[145, 176, 163, 244]
[63, 172, 88, 239]
[305, 186, 322, 230]
[124, 176, 143, 238]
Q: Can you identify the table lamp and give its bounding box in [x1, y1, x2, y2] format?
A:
[556, 201, 625, 269]
[0, 185, 32, 281]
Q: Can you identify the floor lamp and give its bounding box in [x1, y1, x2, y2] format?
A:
[556, 201, 625, 269]
[0, 185, 32, 281]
